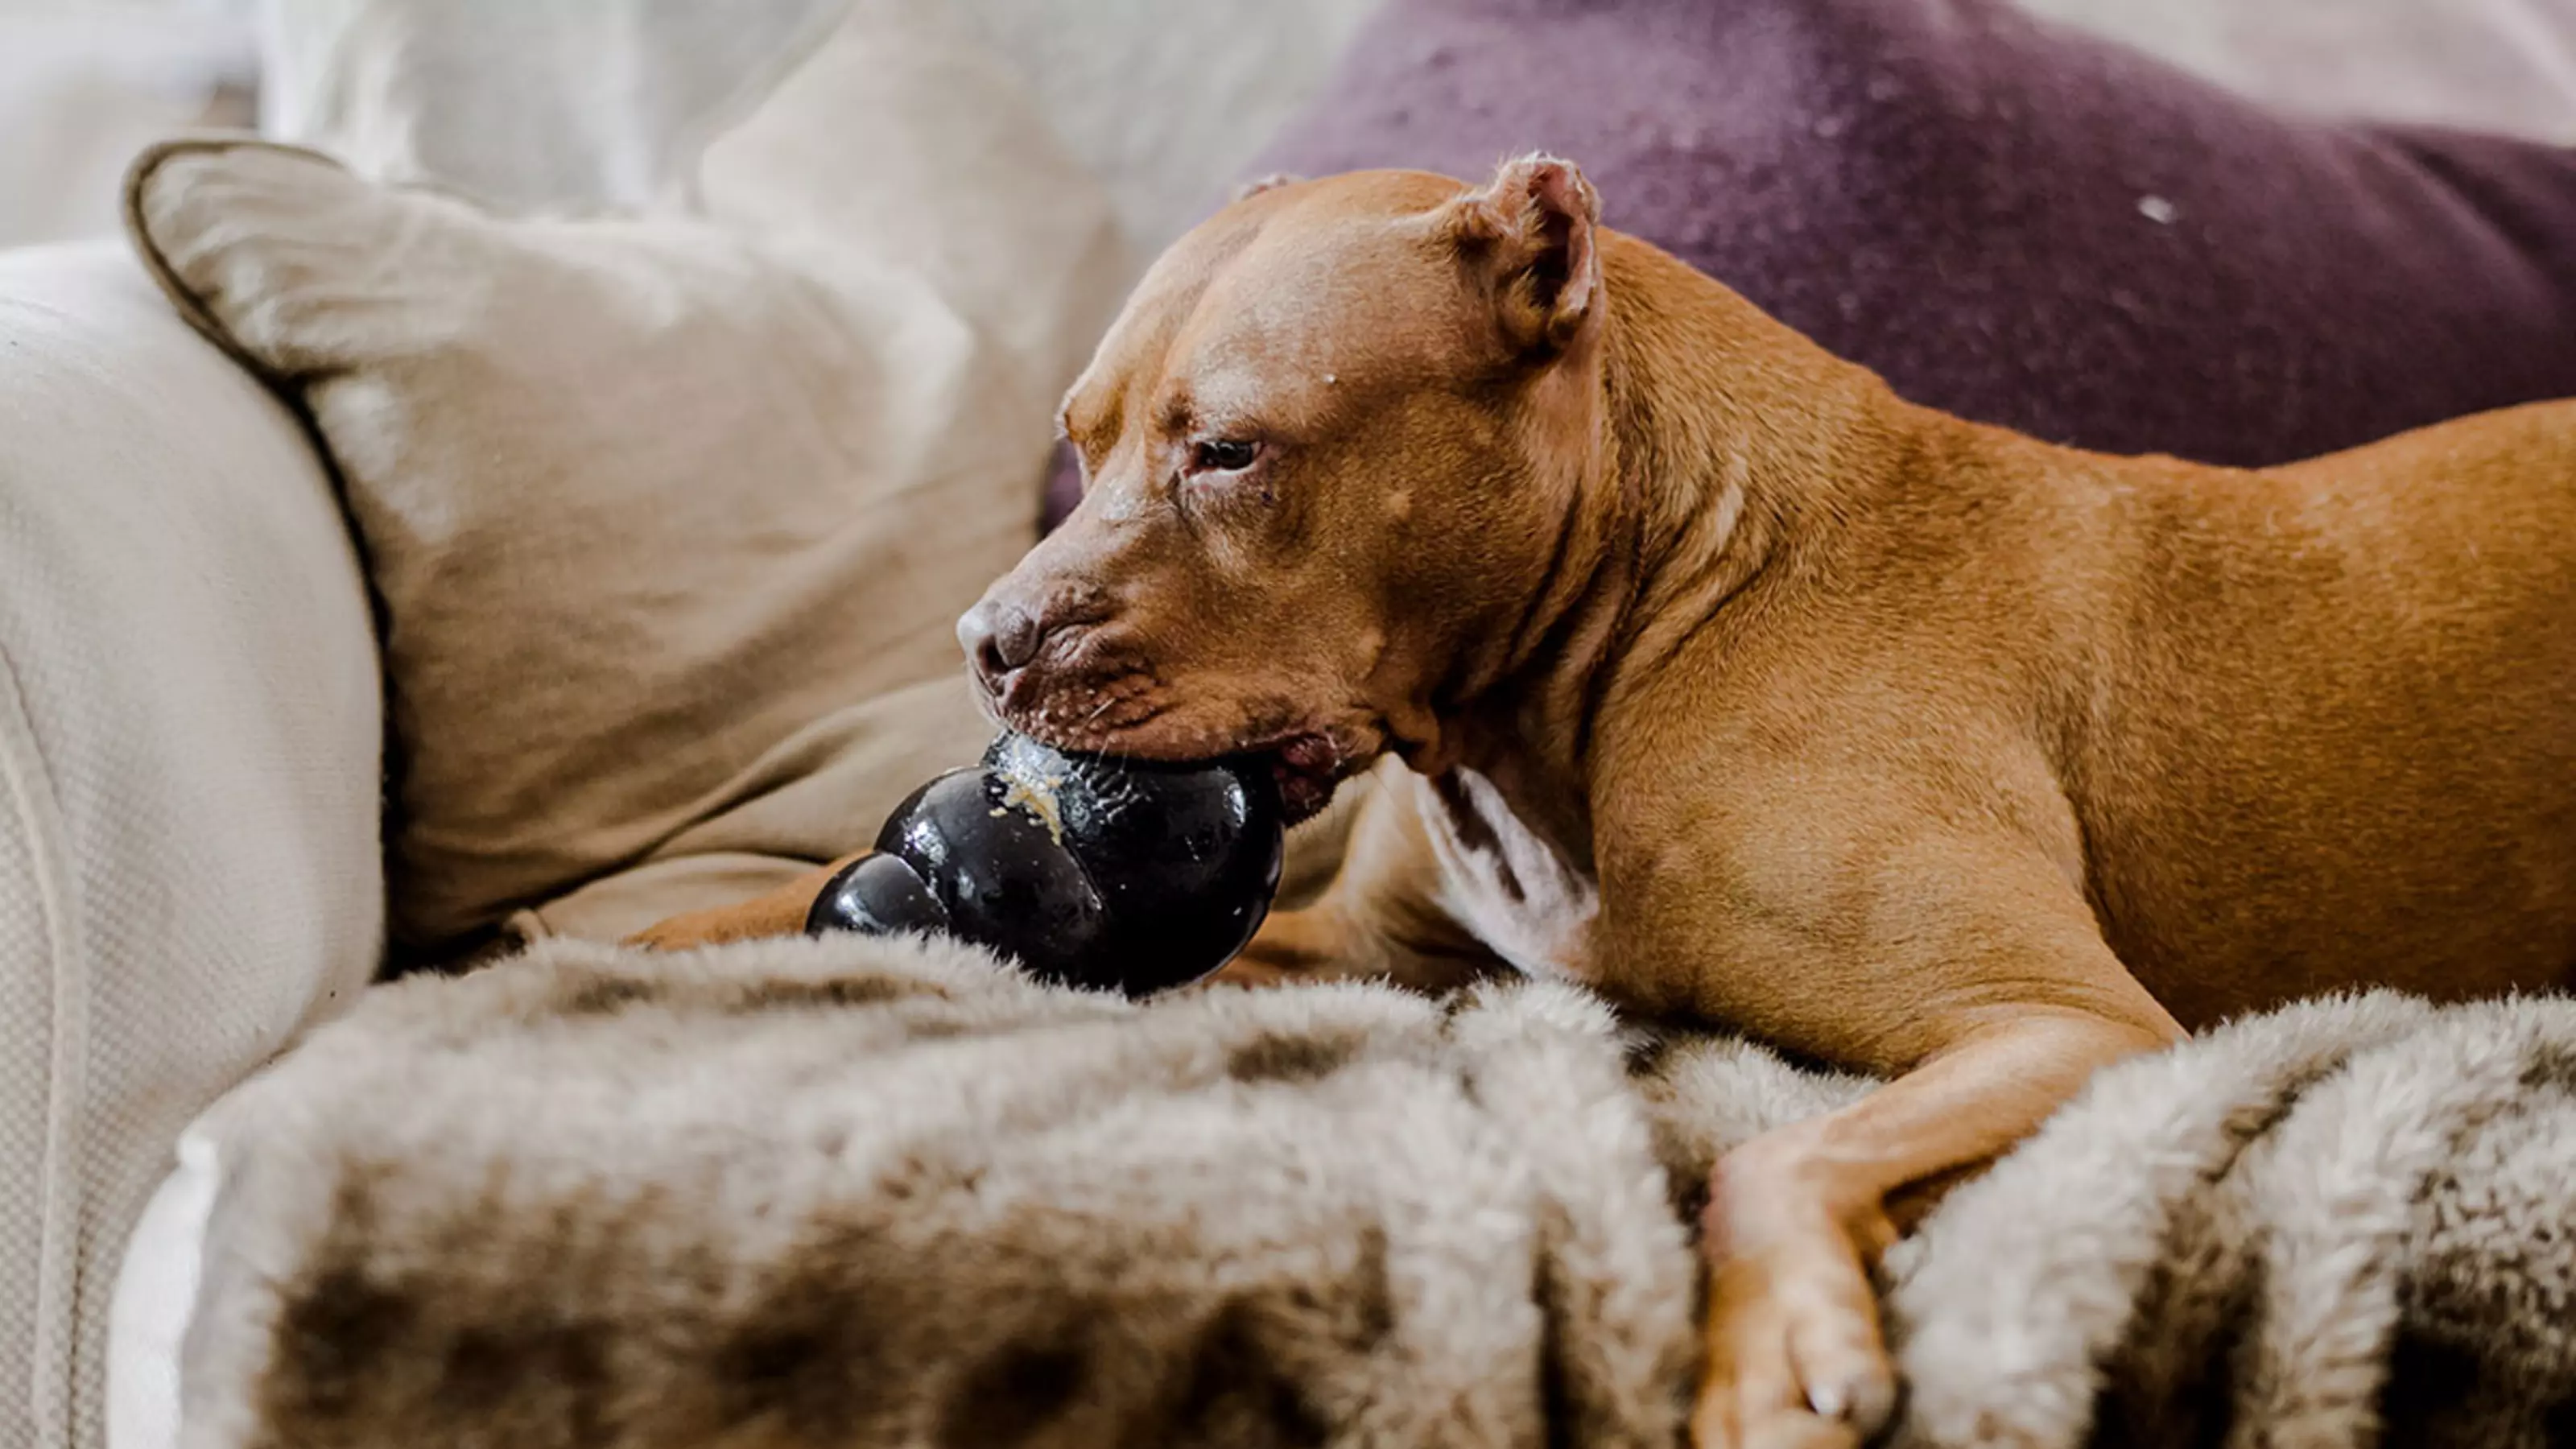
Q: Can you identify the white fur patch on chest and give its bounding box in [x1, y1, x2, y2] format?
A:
[1418, 768, 1601, 982]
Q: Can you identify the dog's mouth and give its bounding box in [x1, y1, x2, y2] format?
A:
[1257, 731, 1354, 826]
[980, 650, 1373, 827]
[997, 708, 1361, 828]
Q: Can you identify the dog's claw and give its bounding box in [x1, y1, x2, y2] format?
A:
[1806, 1365, 1896, 1433]
[1792, 1313, 1896, 1431]
[1695, 1158, 1897, 1449]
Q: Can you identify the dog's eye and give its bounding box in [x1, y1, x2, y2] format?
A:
[1190, 438, 1261, 473]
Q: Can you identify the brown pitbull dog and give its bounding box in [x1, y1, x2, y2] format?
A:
[641, 155, 2576, 1445]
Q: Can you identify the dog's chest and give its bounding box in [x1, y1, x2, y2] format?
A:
[1418, 768, 1600, 981]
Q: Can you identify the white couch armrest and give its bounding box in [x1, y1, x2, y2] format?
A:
[0, 242, 385, 1449]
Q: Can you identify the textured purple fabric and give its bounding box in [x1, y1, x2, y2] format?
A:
[1043, 0, 2576, 530]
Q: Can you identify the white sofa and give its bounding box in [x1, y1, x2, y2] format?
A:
[0, 240, 385, 1449]
[5, 2, 2574, 1447]
[7, 4, 1389, 1444]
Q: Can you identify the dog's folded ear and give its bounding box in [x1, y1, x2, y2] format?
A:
[1232, 172, 1306, 203]
[1440, 152, 1603, 358]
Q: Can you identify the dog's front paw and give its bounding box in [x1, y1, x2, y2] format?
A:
[1690, 1163, 1897, 1449]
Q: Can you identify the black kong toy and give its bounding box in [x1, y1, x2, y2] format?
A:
[805, 733, 1286, 996]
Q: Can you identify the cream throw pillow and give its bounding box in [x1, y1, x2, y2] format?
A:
[123, 6, 1124, 956]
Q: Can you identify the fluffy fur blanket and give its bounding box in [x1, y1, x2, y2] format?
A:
[174, 935, 2576, 1448]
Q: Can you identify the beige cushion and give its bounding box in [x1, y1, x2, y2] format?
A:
[126, 0, 1126, 955]
[0, 241, 385, 1449]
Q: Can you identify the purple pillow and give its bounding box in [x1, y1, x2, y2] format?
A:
[1045, 0, 2576, 529]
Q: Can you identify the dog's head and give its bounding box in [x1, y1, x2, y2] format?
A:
[960, 155, 1609, 819]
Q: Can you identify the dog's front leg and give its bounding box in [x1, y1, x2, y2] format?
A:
[1595, 785, 2186, 1448]
[626, 855, 865, 950]
[1689, 1006, 2178, 1447]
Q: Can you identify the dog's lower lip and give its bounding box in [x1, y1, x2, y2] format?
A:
[1257, 732, 1347, 825]
[996, 714, 1348, 820]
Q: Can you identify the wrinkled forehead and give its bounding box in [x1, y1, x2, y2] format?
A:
[1063, 175, 1476, 438]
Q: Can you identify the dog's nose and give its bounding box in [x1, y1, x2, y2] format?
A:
[958, 599, 1044, 690]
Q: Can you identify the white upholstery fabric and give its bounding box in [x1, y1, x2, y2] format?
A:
[2023, 0, 2576, 142]
[930, 0, 1389, 260]
[102, 1125, 214, 1449]
[0, 6, 257, 248]
[0, 242, 385, 1449]
[250, 0, 849, 214]
[250, 0, 1389, 270]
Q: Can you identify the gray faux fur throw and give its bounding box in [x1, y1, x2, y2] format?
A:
[174, 934, 2576, 1449]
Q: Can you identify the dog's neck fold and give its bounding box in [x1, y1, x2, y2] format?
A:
[1426, 235, 1907, 804]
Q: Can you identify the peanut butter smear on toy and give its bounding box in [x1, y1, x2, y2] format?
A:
[989, 741, 1070, 845]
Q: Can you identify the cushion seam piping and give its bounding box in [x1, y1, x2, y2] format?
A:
[0, 634, 88, 1447]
